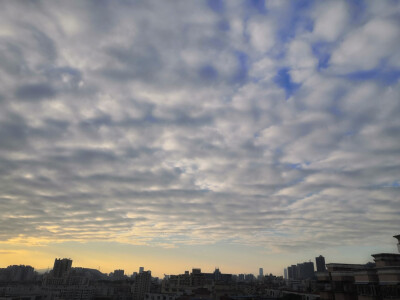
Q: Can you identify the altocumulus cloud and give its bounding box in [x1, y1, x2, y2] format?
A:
[0, 0, 399, 251]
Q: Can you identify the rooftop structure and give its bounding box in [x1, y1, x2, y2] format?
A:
[317, 234, 400, 300]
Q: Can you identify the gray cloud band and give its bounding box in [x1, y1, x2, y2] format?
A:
[0, 0, 399, 250]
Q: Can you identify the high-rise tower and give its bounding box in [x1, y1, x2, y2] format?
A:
[52, 258, 72, 278]
[315, 255, 326, 272]
[133, 270, 151, 300]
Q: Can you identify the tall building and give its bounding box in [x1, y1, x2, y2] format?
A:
[284, 268, 288, 280]
[287, 266, 292, 279]
[133, 270, 151, 300]
[214, 268, 221, 281]
[287, 262, 314, 279]
[259, 268, 263, 277]
[139, 267, 144, 274]
[316, 255, 326, 272]
[52, 258, 72, 278]
[288, 265, 297, 279]
[298, 262, 314, 279]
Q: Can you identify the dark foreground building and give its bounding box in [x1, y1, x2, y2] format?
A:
[317, 235, 400, 300]
[316, 256, 326, 273]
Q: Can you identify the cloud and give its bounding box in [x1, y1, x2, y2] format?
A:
[15, 83, 56, 101]
[247, 17, 275, 54]
[330, 17, 400, 73]
[312, 0, 349, 42]
[0, 0, 399, 255]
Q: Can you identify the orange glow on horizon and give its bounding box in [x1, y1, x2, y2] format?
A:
[0, 241, 286, 277]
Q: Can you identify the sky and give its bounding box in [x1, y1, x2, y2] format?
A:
[0, 0, 400, 277]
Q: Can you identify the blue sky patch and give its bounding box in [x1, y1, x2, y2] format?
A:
[249, 0, 267, 14]
[199, 65, 218, 81]
[231, 51, 249, 84]
[207, 0, 224, 14]
[274, 68, 301, 99]
[343, 68, 400, 85]
[312, 42, 331, 70]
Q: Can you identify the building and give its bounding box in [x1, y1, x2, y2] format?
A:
[0, 265, 35, 282]
[139, 267, 144, 274]
[354, 235, 400, 299]
[317, 234, 400, 300]
[298, 262, 315, 279]
[317, 263, 365, 300]
[214, 268, 221, 281]
[244, 273, 255, 282]
[113, 269, 125, 280]
[145, 292, 177, 300]
[287, 262, 314, 280]
[43, 260, 97, 300]
[396, 234, 400, 253]
[52, 258, 72, 278]
[288, 265, 297, 280]
[0, 284, 45, 299]
[316, 256, 326, 272]
[133, 270, 151, 300]
[284, 268, 288, 280]
[287, 265, 296, 279]
[259, 268, 263, 279]
[162, 268, 233, 294]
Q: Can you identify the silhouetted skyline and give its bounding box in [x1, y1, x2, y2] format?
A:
[1, 235, 399, 299]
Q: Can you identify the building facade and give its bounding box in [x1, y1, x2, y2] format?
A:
[52, 258, 72, 278]
[133, 270, 151, 300]
[317, 235, 400, 300]
[316, 256, 326, 273]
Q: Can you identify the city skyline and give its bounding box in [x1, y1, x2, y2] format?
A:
[1, 236, 399, 299]
[1, 239, 398, 278]
[1, 0, 400, 277]
[1, 257, 278, 279]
